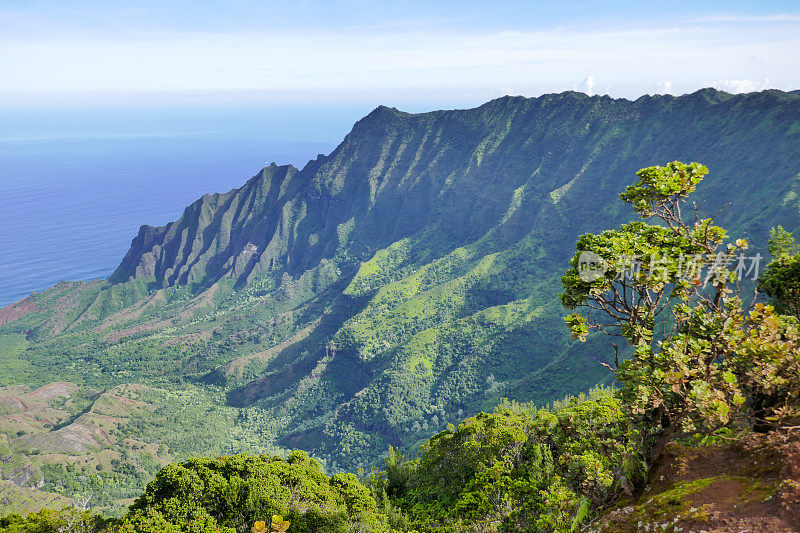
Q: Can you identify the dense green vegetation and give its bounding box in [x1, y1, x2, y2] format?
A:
[114, 452, 391, 533]
[1, 90, 800, 515]
[2, 161, 798, 532]
[758, 226, 800, 320]
[390, 389, 643, 531]
[562, 162, 800, 445]
[0, 391, 638, 533]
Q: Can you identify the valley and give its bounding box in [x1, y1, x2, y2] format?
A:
[1, 88, 800, 514]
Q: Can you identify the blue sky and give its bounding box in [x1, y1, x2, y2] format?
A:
[1, 0, 799, 108]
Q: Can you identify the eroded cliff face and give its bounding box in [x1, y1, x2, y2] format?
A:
[3, 89, 800, 470]
[109, 91, 800, 299]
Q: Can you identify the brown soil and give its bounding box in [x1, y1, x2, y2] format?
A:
[592, 430, 800, 533]
[44, 281, 98, 335]
[27, 382, 77, 401]
[0, 297, 38, 326]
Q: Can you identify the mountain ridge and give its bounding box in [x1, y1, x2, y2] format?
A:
[1, 88, 800, 485]
[108, 88, 800, 297]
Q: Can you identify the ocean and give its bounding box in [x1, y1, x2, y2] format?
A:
[0, 104, 366, 306]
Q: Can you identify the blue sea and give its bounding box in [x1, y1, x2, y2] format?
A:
[0, 104, 368, 306]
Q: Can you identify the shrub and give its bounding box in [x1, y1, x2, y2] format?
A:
[113, 452, 389, 533]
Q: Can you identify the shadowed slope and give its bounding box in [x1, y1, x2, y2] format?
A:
[1, 89, 800, 474]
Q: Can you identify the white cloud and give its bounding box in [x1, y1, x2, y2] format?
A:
[712, 79, 773, 93]
[577, 76, 595, 96]
[656, 81, 674, 94]
[0, 21, 799, 102]
[692, 13, 800, 23]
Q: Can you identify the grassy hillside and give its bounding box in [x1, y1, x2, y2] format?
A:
[1, 89, 799, 510]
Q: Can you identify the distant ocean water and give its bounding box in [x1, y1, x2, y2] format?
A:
[0, 134, 337, 307]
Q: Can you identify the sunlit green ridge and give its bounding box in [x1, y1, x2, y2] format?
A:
[1, 89, 799, 512]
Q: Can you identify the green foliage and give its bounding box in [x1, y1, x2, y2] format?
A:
[730, 304, 800, 430]
[564, 313, 588, 342]
[3, 91, 800, 513]
[614, 299, 748, 441]
[759, 226, 800, 318]
[619, 161, 708, 218]
[1, 391, 642, 531]
[115, 452, 389, 533]
[767, 226, 799, 259]
[562, 162, 746, 446]
[0, 508, 109, 533]
[0, 482, 71, 518]
[562, 161, 800, 465]
[376, 388, 645, 532]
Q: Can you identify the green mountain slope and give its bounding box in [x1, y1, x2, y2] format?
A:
[1, 89, 799, 504]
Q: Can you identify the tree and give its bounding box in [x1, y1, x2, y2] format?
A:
[758, 226, 800, 319]
[729, 304, 800, 431]
[114, 452, 390, 533]
[561, 162, 753, 459]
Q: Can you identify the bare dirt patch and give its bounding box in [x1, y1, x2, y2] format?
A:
[593, 430, 800, 533]
[27, 382, 77, 401]
[0, 297, 38, 326]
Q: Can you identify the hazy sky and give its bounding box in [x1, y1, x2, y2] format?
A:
[1, 0, 799, 107]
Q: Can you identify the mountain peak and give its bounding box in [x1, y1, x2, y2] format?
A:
[3, 88, 800, 479]
[366, 104, 405, 118]
[683, 87, 736, 103]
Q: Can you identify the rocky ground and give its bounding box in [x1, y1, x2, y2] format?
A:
[590, 430, 800, 532]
